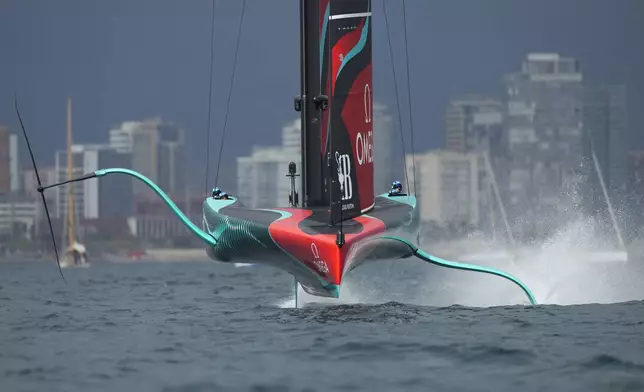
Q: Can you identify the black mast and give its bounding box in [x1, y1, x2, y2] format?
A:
[295, 0, 329, 209]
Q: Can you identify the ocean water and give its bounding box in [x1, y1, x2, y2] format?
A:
[1, 259, 643, 392]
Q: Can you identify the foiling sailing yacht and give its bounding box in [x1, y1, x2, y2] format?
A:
[16, 0, 538, 306]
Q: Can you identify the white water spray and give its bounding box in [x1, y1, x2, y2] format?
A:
[416, 215, 643, 308]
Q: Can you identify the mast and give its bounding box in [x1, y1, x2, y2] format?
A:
[66, 96, 75, 251]
[296, 0, 328, 209]
[483, 151, 515, 251]
[296, 0, 374, 223]
[590, 138, 625, 250]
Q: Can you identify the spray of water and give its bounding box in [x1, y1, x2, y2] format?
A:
[431, 221, 639, 307]
[417, 181, 644, 307]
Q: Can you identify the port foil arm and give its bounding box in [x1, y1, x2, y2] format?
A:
[378, 235, 537, 305]
[90, 168, 218, 247]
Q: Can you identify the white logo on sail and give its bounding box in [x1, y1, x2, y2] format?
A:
[356, 131, 373, 166]
[335, 151, 353, 201]
[364, 83, 371, 123]
[310, 243, 329, 273]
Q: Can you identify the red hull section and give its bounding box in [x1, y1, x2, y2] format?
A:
[203, 193, 417, 298]
[268, 211, 386, 286]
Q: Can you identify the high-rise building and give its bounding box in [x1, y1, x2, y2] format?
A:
[625, 150, 644, 233]
[582, 84, 628, 210]
[445, 95, 505, 155]
[108, 118, 185, 197]
[445, 96, 505, 231]
[22, 167, 56, 222]
[281, 119, 301, 156]
[236, 120, 302, 209]
[0, 126, 9, 194]
[22, 167, 57, 198]
[54, 145, 86, 219]
[54, 144, 132, 220]
[406, 150, 479, 226]
[502, 53, 584, 221]
[9, 134, 19, 193]
[628, 150, 644, 194]
[157, 123, 186, 196]
[373, 103, 394, 192]
[0, 195, 39, 239]
[237, 147, 297, 208]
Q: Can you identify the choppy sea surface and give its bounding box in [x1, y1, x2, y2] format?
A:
[1, 258, 643, 392]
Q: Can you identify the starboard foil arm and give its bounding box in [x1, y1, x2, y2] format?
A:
[377, 236, 537, 305]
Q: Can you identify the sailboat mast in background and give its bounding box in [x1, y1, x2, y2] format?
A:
[66, 96, 75, 252]
[60, 96, 89, 268]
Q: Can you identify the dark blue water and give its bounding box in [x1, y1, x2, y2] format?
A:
[1, 260, 643, 392]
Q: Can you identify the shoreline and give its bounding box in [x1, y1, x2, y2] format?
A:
[0, 248, 211, 263]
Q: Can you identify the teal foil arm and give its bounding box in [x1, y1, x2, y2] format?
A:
[94, 168, 218, 247]
[378, 235, 537, 305]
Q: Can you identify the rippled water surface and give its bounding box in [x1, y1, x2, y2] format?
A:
[1, 260, 643, 392]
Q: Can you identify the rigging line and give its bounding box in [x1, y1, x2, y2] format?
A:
[213, 0, 247, 187]
[204, 0, 217, 194]
[401, 0, 417, 196]
[14, 96, 65, 281]
[318, 0, 323, 93]
[382, 0, 410, 195]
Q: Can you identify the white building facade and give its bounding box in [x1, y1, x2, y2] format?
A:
[236, 120, 301, 209]
[54, 144, 132, 220]
[0, 196, 39, 239]
[406, 150, 479, 226]
[109, 118, 185, 197]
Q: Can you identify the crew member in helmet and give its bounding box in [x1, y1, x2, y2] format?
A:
[389, 181, 403, 196]
[219, 192, 230, 200]
[212, 187, 222, 199]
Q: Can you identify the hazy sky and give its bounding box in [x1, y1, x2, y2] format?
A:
[1, 0, 643, 190]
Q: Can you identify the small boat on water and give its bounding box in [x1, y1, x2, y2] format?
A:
[61, 243, 89, 268]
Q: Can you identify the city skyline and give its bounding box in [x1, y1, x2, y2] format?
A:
[1, 47, 643, 249]
[0, 53, 640, 191]
[2, 0, 642, 187]
[2, 60, 638, 198]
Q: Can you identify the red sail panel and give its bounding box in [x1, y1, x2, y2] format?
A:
[342, 64, 374, 213]
[327, 0, 373, 223]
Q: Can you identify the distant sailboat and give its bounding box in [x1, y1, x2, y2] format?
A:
[588, 138, 628, 263]
[60, 97, 89, 268]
